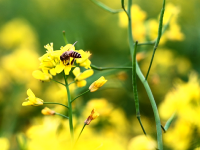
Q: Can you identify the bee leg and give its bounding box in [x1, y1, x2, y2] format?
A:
[71, 58, 75, 65]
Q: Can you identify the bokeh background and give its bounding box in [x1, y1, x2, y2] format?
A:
[0, 0, 200, 149]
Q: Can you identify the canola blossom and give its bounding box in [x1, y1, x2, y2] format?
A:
[89, 76, 107, 92]
[22, 89, 43, 106]
[73, 67, 94, 87]
[32, 43, 92, 81]
[84, 109, 99, 125]
[41, 107, 55, 115]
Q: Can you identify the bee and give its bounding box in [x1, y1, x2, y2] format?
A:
[60, 41, 81, 65]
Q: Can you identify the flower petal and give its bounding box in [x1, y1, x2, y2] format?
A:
[73, 67, 80, 77]
[27, 89, 35, 100]
[64, 65, 72, 75]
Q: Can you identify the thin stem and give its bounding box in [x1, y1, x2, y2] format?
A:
[62, 31, 68, 45]
[127, 0, 134, 55]
[132, 41, 146, 135]
[145, 0, 165, 80]
[75, 123, 86, 145]
[63, 71, 74, 141]
[43, 102, 69, 109]
[91, 0, 123, 13]
[69, 80, 76, 86]
[52, 79, 66, 86]
[91, 64, 132, 71]
[121, 0, 129, 19]
[161, 125, 166, 133]
[136, 62, 163, 150]
[71, 89, 90, 103]
[164, 113, 175, 131]
[55, 112, 69, 119]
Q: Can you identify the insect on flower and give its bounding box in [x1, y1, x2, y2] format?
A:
[60, 41, 82, 65]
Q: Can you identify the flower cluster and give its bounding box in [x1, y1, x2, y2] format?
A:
[32, 43, 92, 81]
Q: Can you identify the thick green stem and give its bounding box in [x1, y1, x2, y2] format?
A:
[71, 89, 90, 103]
[127, 0, 163, 149]
[43, 102, 69, 109]
[63, 71, 74, 141]
[132, 41, 146, 135]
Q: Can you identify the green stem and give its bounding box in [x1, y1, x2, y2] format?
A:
[91, 0, 123, 13]
[55, 112, 69, 119]
[91, 64, 132, 71]
[136, 62, 163, 150]
[52, 79, 66, 86]
[164, 113, 175, 131]
[145, 0, 165, 80]
[121, 0, 129, 19]
[69, 80, 76, 86]
[63, 71, 74, 141]
[126, 0, 163, 149]
[75, 123, 86, 145]
[43, 102, 69, 109]
[132, 41, 146, 135]
[62, 31, 68, 45]
[71, 89, 90, 103]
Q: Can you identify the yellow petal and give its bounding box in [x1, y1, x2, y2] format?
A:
[32, 70, 50, 81]
[41, 107, 55, 115]
[79, 59, 91, 69]
[22, 101, 33, 106]
[55, 63, 65, 73]
[76, 69, 93, 81]
[77, 80, 87, 87]
[64, 65, 72, 75]
[50, 68, 56, 76]
[73, 67, 81, 77]
[34, 98, 44, 105]
[89, 76, 107, 92]
[27, 89, 35, 100]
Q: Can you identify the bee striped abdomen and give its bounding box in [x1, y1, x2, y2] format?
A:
[60, 50, 81, 65]
[69, 51, 81, 58]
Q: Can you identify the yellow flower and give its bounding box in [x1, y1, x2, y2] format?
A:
[119, 4, 146, 28]
[75, 50, 91, 69]
[32, 70, 52, 81]
[41, 107, 55, 115]
[22, 89, 43, 106]
[73, 67, 94, 87]
[89, 76, 107, 92]
[0, 137, 10, 150]
[128, 135, 156, 150]
[84, 109, 99, 125]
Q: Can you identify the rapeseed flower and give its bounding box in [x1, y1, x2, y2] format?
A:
[33, 43, 92, 79]
[84, 109, 99, 125]
[89, 76, 107, 92]
[73, 67, 94, 87]
[22, 89, 43, 106]
[75, 50, 91, 69]
[41, 107, 55, 115]
[32, 70, 52, 81]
